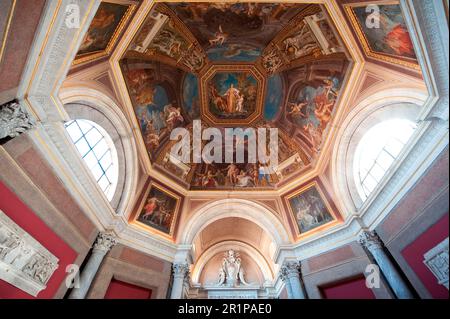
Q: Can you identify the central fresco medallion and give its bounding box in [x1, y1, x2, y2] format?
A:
[201, 65, 265, 125]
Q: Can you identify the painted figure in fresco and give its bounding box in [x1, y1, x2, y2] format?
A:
[140, 194, 174, 231]
[222, 44, 261, 61]
[164, 104, 184, 131]
[379, 13, 414, 57]
[209, 25, 228, 47]
[78, 5, 122, 54]
[224, 163, 238, 185]
[235, 170, 255, 188]
[287, 76, 340, 153]
[235, 93, 245, 113]
[287, 102, 308, 117]
[291, 187, 333, 233]
[296, 199, 316, 230]
[223, 84, 241, 114]
[258, 163, 271, 186]
[152, 29, 183, 58]
[283, 24, 318, 59]
[202, 170, 219, 188]
[142, 197, 162, 221]
[210, 86, 227, 113]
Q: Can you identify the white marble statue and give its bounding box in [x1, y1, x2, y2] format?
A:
[217, 249, 250, 287]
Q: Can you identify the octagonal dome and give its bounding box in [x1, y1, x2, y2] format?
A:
[119, 2, 352, 191]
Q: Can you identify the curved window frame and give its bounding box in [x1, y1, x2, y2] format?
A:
[65, 119, 119, 201]
[353, 119, 417, 201]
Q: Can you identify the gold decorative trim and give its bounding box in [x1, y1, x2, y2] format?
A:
[199, 64, 266, 126]
[0, 0, 17, 65]
[344, 2, 420, 71]
[130, 181, 181, 241]
[73, 1, 137, 66]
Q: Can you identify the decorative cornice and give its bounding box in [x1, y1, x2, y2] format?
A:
[0, 100, 35, 139]
[93, 231, 117, 253]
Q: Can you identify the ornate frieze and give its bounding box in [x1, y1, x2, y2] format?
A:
[0, 210, 59, 297]
[0, 100, 35, 140]
[93, 231, 117, 253]
[423, 238, 449, 290]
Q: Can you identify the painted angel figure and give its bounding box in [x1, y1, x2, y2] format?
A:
[287, 101, 308, 117]
[223, 84, 241, 113]
[164, 104, 184, 130]
[209, 25, 228, 46]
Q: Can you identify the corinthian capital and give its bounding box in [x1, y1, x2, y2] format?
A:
[359, 230, 383, 251]
[172, 263, 190, 278]
[93, 231, 117, 253]
[280, 260, 302, 281]
[0, 100, 35, 139]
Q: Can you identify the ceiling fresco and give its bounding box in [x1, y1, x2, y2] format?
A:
[120, 2, 351, 191]
[166, 2, 308, 63]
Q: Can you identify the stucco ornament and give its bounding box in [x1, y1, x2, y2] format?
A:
[0, 101, 35, 139]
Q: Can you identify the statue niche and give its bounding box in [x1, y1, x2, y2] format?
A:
[217, 249, 250, 287]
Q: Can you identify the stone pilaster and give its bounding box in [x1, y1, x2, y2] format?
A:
[170, 263, 190, 299]
[68, 231, 117, 299]
[280, 260, 306, 299]
[359, 230, 414, 299]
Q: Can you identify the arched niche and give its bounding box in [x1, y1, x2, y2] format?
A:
[179, 198, 290, 247]
[192, 241, 274, 286]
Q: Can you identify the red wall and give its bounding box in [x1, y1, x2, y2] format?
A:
[104, 279, 152, 299]
[401, 214, 449, 299]
[320, 276, 375, 299]
[0, 181, 78, 299]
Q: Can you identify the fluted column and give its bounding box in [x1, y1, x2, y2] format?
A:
[280, 261, 306, 299]
[359, 230, 413, 299]
[0, 100, 35, 140]
[69, 232, 117, 299]
[170, 263, 190, 299]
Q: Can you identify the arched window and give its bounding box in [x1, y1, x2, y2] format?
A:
[65, 119, 119, 201]
[354, 119, 417, 201]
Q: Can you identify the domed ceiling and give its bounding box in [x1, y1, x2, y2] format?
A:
[120, 2, 351, 191]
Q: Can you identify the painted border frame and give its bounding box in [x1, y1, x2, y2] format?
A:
[343, 0, 420, 71]
[283, 178, 342, 239]
[129, 180, 181, 240]
[73, 0, 137, 66]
